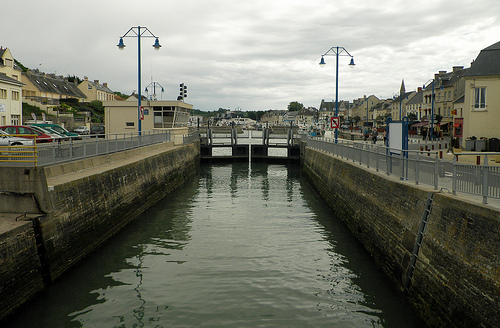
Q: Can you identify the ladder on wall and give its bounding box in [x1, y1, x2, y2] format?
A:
[404, 192, 435, 293]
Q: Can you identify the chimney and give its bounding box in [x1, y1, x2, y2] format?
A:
[103, 83, 108, 87]
[453, 66, 464, 72]
[94, 80, 99, 84]
[439, 70, 447, 75]
[84, 76, 88, 81]
[417, 87, 422, 92]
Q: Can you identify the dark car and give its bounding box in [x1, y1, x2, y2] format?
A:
[90, 125, 105, 138]
[0, 125, 54, 143]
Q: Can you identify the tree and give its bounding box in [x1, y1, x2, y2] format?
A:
[288, 101, 304, 111]
[407, 113, 418, 121]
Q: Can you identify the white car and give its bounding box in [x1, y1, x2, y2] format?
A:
[0, 130, 34, 146]
[73, 126, 90, 135]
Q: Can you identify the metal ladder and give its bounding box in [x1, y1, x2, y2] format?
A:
[404, 192, 435, 293]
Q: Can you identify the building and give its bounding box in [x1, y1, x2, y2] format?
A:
[0, 47, 24, 125]
[78, 77, 115, 102]
[461, 41, 500, 148]
[260, 110, 287, 126]
[372, 100, 392, 126]
[405, 88, 424, 120]
[350, 95, 380, 126]
[21, 70, 87, 113]
[103, 98, 192, 135]
[296, 107, 315, 127]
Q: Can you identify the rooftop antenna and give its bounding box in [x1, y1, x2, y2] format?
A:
[145, 81, 165, 101]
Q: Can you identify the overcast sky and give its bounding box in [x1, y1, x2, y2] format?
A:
[2, 0, 500, 111]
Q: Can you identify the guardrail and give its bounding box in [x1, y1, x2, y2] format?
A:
[304, 135, 500, 204]
[0, 131, 170, 167]
[0, 144, 38, 166]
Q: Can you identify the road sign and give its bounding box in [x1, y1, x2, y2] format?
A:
[330, 116, 340, 129]
[139, 106, 145, 120]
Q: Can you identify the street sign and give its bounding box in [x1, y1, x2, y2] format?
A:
[139, 106, 145, 120]
[330, 116, 340, 129]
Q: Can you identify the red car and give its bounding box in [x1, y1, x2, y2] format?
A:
[0, 125, 55, 143]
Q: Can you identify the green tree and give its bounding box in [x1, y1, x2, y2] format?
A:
[407, 113, 418, 121]
[287, 101, 304, 111]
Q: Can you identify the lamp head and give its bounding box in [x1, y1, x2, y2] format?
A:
[117, 38, 126, 50]
[349, 57, 355, 68]
[153, 38, 161, 51]
[319, 56, 326, 67]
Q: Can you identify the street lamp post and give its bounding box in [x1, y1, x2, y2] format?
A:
[118, 26, 161, 134]
[319, 46, 355, 142]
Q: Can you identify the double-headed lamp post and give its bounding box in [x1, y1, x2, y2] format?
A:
[319, 46, 355, 141]
[118, 26, 161, 133]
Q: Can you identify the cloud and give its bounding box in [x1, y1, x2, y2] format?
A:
[2, 0, 500, 111]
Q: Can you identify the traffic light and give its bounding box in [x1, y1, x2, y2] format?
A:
[179, 83, 187, 100]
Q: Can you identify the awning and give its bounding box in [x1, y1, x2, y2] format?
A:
[453, 123, 461, 127]
[412, 121, 429, 127]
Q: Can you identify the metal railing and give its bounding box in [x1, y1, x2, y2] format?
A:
[304, 135, 500, 204]
[0, 144, 38, 166]
[34, 130, 170, 166]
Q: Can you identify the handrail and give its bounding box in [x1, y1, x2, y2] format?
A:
[305, 135, 500, 204]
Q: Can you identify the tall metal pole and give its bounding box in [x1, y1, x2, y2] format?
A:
[335, 46, 339, 141]
[319, 46, 355, 143]
[137, 26, 142, 134]
[118, 26, 161, 135]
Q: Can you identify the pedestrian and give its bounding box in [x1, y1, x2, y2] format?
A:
[422, 128, 427, 141]
[371, 127, 378, 144]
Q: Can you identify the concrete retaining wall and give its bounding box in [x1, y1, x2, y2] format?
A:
[301, 146, 500, 328]
[0, 142, 199, 321]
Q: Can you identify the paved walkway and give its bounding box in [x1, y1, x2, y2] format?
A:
[46, 143, 180, 188]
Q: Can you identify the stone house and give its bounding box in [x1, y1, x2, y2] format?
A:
[78, 77, 115, 102]
[461, 41, 500, 148]
[0, 47, 24, 125]
[21, 70, 87, 113]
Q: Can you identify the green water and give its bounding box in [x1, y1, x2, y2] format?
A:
[4, 162, 425, 327]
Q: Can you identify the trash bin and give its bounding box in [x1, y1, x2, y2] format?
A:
[488, 138, 499, 151]
[465, 139, 475, 151]
[476, 139, 487, 151]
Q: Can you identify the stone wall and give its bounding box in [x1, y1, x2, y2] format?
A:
[0, 142, 199, 321]
[301, 147, 500, 328]
[0, 221, 45, 322]
[42, 142, 199, 281]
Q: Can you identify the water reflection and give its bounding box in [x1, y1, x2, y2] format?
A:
[3, 162, 424, 328]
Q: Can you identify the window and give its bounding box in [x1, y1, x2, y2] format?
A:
[88, 84, 92, 90]
[10, 115, 20, 125]
[0, 89, 6, 99]
[12, 91, 19, 101]
[474, 87, 486, 109]
[126, 122, 135, 127]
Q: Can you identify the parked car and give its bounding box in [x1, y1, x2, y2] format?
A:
[27, 123, 80, 140]
[90, 125, 105, 138]
[0, 130, 34, 146]
[73, 126, 90, 135]
[0, 125, 54, 143]
[29, 126, 63, 141]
